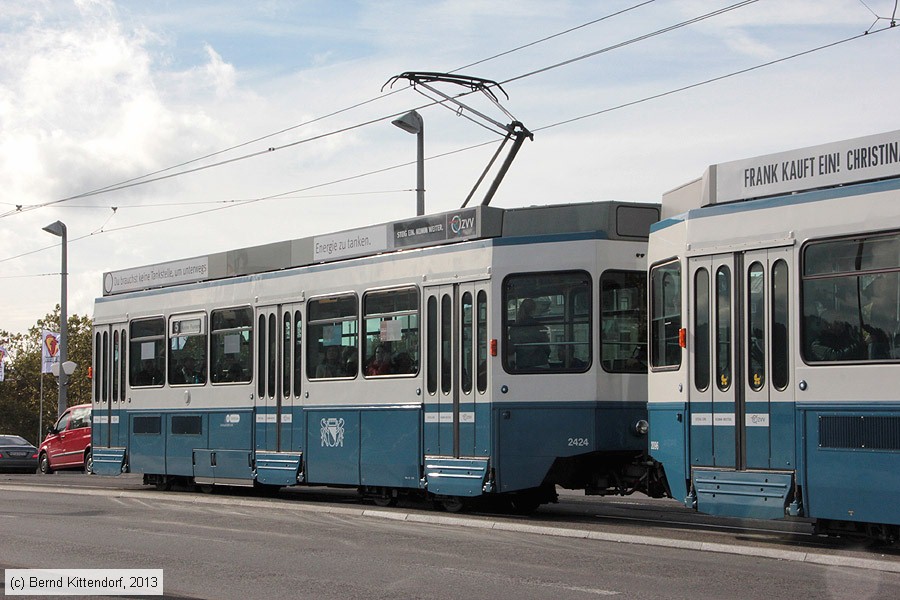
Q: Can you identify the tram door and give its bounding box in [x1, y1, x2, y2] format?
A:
[255, 304, 302, 452]
[92, 323, 126, 448]
[689, 254, 737, 468]
[690, 248, 794, 470]
[742, 248, 795, 470]
[424, 282, 483, 458]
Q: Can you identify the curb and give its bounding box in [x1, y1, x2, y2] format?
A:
[3, 484, 898, 574]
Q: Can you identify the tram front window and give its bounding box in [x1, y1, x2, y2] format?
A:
[650, 261, 682, 369]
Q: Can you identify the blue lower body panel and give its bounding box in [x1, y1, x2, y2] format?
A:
[495, 401, 647, 493]
[648, 402, 688, 502]
[692, 469, 794, 520]
[802, 406, 900, 526]
[305, 406, 422, 488]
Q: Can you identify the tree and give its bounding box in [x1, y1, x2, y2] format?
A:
[0, 306, 92, 445]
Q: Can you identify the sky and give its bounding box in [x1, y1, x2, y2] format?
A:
[1, 0, 898, 335]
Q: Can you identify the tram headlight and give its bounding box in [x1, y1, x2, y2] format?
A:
[632, 419, 649, 437]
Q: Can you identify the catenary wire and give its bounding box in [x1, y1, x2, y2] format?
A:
[3, 4, 895, 272]
[0, 3, 655, 220]
[4, 22, 890, 270]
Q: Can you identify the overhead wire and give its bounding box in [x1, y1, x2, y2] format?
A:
[2, 2, 894, 268]
[6, 18, 891, 270]
[500, 0, 759, 86]
[0, 2, 656, 220]
[449, 0, 656, 73]
[0, 0, 758, 219]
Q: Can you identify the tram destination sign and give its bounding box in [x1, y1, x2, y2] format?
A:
[714, 129, 900, 204]
[103, 256, 209, 295]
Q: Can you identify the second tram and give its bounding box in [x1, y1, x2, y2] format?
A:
[648, 130, 900, 539]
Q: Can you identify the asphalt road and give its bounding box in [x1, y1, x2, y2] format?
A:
[1, 473, 899, 600]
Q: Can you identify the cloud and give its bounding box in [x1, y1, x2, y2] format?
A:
[0, 0, 237, 207]
[1, 0, 899, 335]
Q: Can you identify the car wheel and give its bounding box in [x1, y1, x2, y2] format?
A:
[39, 452, 53, 475]
[84, 450, 93, 474]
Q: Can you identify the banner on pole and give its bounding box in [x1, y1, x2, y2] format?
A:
[41, 330, 60, 374]
[0, 345, 7, 382]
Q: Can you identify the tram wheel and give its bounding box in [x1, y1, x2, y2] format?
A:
[437, 497, 465, 513]
[372, 496, 398, 508]
[196, 483, 214, 494]
[154, 477, 173, 491]
[508, 496, 542, 515]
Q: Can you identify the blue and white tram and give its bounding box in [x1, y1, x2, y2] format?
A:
[647, 130, 900, 539]
[91, 201, 664, 510]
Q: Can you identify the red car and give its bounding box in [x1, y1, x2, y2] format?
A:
[38, 404, 92, 474]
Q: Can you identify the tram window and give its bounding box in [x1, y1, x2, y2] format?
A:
[462, 291, 473, 393]
[307, 294, 358, 379]
[101, 331, 108, 402]
[257, 314, 266, 397]
[650, 261, 681, 369]
[600, 270, 646, 373]
[772, 260, 790, 389]
[716, 266, 732, 391]
[802, 232, 900, 363]
[267, 313, 277, 396]
[210, 307, 253, 384]
[129, 317, 165, 387]
[476, 290, 488, 393]
[748, 262, 765, 391]
[120, 330, 127, 401]
[293, 310, 302, 397]
[427, 296, 438, 394]
[171, 415, 201, 435]
[694, 268, 710, 391]
[503, 271, 591, 374]
[362, 287, 419, 378]
[441, 294, 452, 393]
[168, 314, 207, 386]
[94, 332, 102, 400]
[112, 330, 119, 401]
[133, 415, 161, 435]
[283, 311, 291, 398]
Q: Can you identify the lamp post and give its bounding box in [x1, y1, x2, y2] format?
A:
[42, 220, 68, 418]
[391, 110, 425, 216]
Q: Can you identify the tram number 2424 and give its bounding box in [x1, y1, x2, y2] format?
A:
[568, 437, 590, 447]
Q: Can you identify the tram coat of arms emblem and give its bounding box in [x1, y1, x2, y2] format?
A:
[320, 417, 345, 448]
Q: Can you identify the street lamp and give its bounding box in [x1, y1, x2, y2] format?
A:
[42, 220, 68, 418]
[392, 110, 425, 216]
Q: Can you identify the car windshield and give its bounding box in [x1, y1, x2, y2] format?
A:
[0, 435, 28, 446]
